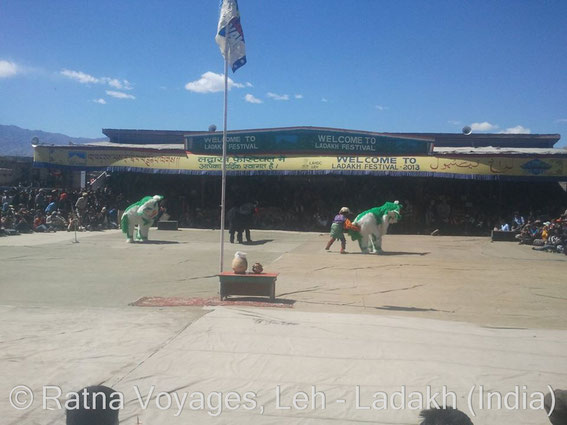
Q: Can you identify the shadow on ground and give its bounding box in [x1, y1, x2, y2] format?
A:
[375, 305, 454, 313]
[231, 239, 274, 246]
[344, 251, 430, 256]
[224, 296, 295, 305]
[138, 240, 181, 245]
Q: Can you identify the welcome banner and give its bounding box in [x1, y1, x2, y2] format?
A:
[34, 146, 567, 179]
[185, 128, 433, 156]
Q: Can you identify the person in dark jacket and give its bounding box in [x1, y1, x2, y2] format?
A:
[228, 202, 256, 243]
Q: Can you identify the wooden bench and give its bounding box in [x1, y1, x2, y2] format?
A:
[218, 272, 279, 301]
[157, 220, 178, 230]
[491, 230, 520, 242]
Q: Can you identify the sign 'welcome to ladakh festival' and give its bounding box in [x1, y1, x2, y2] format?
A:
[33, 145, 566, 178]
[184, 127, 433, 156]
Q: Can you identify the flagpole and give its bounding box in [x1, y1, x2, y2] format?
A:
[217, 0, 246, 273]
[219, 41, 229, 273]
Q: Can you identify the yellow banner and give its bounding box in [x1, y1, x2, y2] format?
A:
[34, 146, 567, 178]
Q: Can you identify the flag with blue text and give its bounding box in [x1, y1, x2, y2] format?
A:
[215, 0, 247, 72]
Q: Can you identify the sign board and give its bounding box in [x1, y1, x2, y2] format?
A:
[33, 145, 567, 179]
[184, 127, 433, 156]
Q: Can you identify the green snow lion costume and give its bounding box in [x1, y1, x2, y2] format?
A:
[121, 195, 164, 242]
[348, 201, 402, 254]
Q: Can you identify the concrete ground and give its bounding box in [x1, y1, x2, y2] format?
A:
[1, 228, 566, 424]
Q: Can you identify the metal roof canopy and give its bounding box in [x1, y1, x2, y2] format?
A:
[102, 127, 560, 149]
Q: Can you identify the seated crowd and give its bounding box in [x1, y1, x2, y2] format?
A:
[1, 187, 123, 235]
[516, 211, 567, 254]
[2, 184, 566, 249]
[493, 209, 567, 255]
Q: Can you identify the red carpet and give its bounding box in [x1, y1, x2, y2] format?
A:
[130, 296, 294, 308]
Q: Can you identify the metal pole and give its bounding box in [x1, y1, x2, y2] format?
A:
[219, 43, 229, 273]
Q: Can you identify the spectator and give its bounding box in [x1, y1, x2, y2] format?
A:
[518, 220, 538, 245]
[34, 189, 47, 211]
[14, 214, 32, 233]
[67, 211, 80, 232]
[66, 385, 120, 425]
[436, 197, 452, 233]
[511, 211, 525, 231]
[419, 407, 473, 425]
[533, 222, 565, 253]
[1, 208, 15, 230]
[33, 213, 51, 232]
[545, 389, 567, 425]
[46, 211, 67, 231]
[45, 199, 58, 214]
[107, 208, 119, 228]
[75, 191, 88, 217]
[157, 206, 171, 222]
[1, 191, 11, 213]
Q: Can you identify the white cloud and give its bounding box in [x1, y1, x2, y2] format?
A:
[106, 78, 121, 89]
[244, 93, 262, 104]
[104, 78, 133, 90]
[61, 69, 99, 84]
[375, 105, 389, 111]
[267, 92, 289, 101]
[185, 71, 243, 93]
[555, 118, 567, 123]
[61, 69, 133, 91]
[246, 82, 253, 87]
[321, 98, 328, 102]
[470, 121, 498, 132]
[499, 125, 531, 134]
[295, 94, 303, 99]
[448, 120, 462, 125]
[0, 60, 19, 78]
[93, 98, 107, 104]
[106, 90, 135, 100]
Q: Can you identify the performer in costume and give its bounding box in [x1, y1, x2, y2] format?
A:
[120, 195, 164, 243]
[325, 207, 360, 254]
[348, 201, 402, 254]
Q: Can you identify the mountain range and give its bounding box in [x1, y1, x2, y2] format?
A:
[0, 124, 108, 157]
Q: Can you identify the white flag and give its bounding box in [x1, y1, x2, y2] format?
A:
[215, 0, 247, 72]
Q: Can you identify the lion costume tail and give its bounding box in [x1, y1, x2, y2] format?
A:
[347, 229, 362, 241]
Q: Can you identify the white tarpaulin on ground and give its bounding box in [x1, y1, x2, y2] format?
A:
[2, 306, 566, 424]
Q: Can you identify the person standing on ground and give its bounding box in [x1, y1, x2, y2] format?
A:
[75, 192, 88, 226]
[228, 202, 257, 244]
[325, 207, 356, 254]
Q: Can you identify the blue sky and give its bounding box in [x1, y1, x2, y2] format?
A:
[1, 1, 566, 146]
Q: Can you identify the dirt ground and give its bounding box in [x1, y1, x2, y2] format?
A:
[1, 228, 565, 328]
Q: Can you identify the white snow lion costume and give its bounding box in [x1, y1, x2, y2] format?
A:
[348, 201, 402, 254]
[120, 195, 164, 242]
